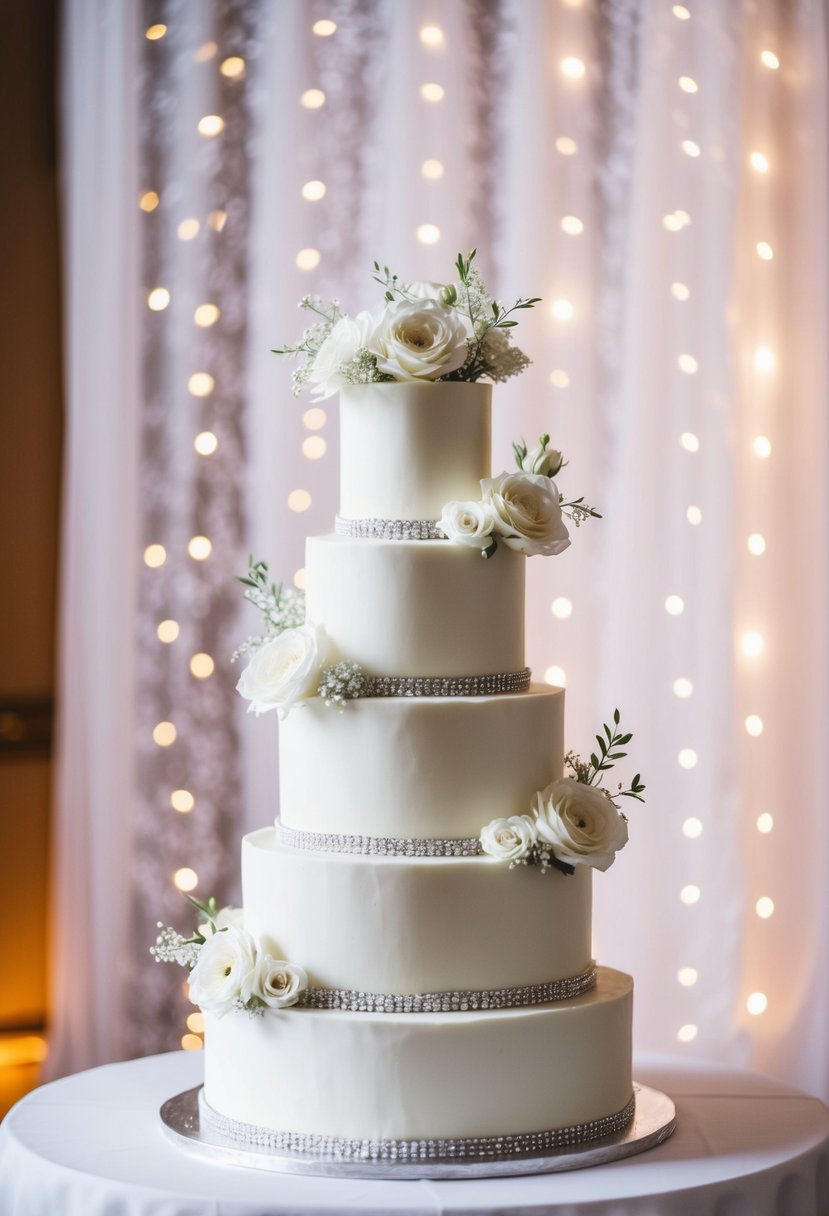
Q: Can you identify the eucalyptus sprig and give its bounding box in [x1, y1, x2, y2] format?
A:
[566, 709, 646, 803]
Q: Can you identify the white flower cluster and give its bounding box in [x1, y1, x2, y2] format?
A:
[152, 904, 309, 1020]
[440, 471, 571, 559]
[236, 622, 326, 718]
[479, 778, 629, 873]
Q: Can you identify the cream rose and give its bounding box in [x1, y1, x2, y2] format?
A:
[481, 471, 570, 557]
[406, 280, 446, 301]
[188, 925, 258, 1018]
[480, 815, 537, 863]
[307, 311, 375, 400]
[236, 624, 325, 718]
[520, 440, 564, 478]
[251, 955, 308, 1009]
[533, 778, 629, 872]
[368, 298, 469, 380]
[438, 500, 496, 550]
[198, 904, 244, 940]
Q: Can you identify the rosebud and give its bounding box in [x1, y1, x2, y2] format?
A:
[439, 284, 458, 307]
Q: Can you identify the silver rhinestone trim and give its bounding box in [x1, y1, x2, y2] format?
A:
[335, 515, 445, 540]
[359, 667, 532, 698]
[199, 1091, 636, 1160]
[276, 822, 484, 858]
[299, 967, 597, 1013]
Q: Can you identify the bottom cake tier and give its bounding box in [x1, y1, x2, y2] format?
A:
[203, 966, 633, 1148]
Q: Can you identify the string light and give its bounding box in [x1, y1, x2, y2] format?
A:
[419, 25, 444, 47]
[157, 620, 180, 643]
[416, 224, 441, 244]
[194, 431, 218, 455]
[144, 544, 167, 568]
[561, 216, 584, 235]
[421, 159, 444, 180]
[680, 432, 700, 452]
[293, 569, 307, 590]
[756, 241, 774, 260]
[178, 218, 200, 241]
[173, 867, 198, 892]
[139, 191, 160, 212]
[301, 89, 326, 109]
[682, 817, 703, 838]
[677, 1024, 698, 1042]
[220, 56, 245, 79]
[153, 721, 177, 747]
[686, 506, 702, 525]
[757, 812, 774, 833]
[186, 1012, 205, 1033]
[671, 282, 691, 301]
[302, 436, 327, 459]
[181, 1033, 203, 1051]
[195, 42, 217, 63]
[147, 288, 170, 311]
[678, 749, 698, 770]
[753, 435, 772, 458]
[549, 370, 570, 388]
[747, 992, 768, 1015]
[749, 152, 769, 174]
[756, 896, 775, 918]
[665, 595, 684, 616]
[561, 57, 586, 79]
[681, 140, 701, 157]
[190, 653, 215, 679]
[747, 533, 766, 555]
[194, 304, 220, 327]
[288, 489, 311, 512]
[552, 299, 574, 321]
[745, 714, 764, 736]
[208, 210, 227, 232]
[188, 372, 214, 397]
[145, 23, 167, 40]
[741, 631, 764, 658]
[678, 76, 698, 93]
[171, 790, 195, 813]
[673, 677, 693, 698]
[555, 137, 578, 155]
[753, 346, 775, 373]
[680, 885, 701, 905]
[672, 4, 691, 18]
[312, 19, 337, 36]
[677, 967, 698, 986]
[663, 211, 691, 232]
[197, 115, 224, 137]
[301, 180, 326, 201]
[551, 597, 573, 619]
[296, 248, 321, 270]
[544, 666, 567, 687]
[303, 407, 326, 430]
[188, 536, 212, 560]
[420, 83, 445, 102]
[760, 50, 780, 70]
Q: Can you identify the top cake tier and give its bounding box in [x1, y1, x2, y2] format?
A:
[339, 382, 491, 521]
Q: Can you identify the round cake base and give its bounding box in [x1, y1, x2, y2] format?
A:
[159, 1083, 676, 1180]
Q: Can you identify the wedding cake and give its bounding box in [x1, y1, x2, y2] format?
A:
[153, 253, 644, 1163]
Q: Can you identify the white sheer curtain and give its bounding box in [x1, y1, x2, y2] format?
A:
[54, 0, 829, 1100]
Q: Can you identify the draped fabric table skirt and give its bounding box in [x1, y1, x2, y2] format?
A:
[1, 1051, 828, 1216]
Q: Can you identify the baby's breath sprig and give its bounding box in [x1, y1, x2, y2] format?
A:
[318, 661, 366, 710]
[235, 558, 305, 660]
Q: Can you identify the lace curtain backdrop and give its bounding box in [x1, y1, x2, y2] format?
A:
[50, 0, 829, 1103]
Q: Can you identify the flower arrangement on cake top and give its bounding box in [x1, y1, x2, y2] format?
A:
[273, 249, 538, 398]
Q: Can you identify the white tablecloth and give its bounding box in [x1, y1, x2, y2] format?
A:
[1, 1051, 828, 1215]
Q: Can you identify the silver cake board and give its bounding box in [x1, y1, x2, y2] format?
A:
[160, 1083, 677, 1180]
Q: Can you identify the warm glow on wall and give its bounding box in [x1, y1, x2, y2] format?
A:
[303, 407, 327, 430]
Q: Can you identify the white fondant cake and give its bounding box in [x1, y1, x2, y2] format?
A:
[199, 378, 635, 1155]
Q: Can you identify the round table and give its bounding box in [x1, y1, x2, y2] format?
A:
[1, 1051, 828, 1215]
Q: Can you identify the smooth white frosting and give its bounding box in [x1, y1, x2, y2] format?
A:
[242, 827, 592, 992]
[203, 967, 633, 1142]
[305, 534, 525, 676]
[339, 381, 491, 520]
[279, 684, 564, 839]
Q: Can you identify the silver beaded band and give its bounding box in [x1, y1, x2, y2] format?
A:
[199, 1090, 636, 1160]
[300, 967, 597, 1013]
[359, 667, 532, 697]
[335, 515, 445, 540]
[276, 822, 483, 858]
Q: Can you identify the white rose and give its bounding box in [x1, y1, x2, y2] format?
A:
[250, 955, 308, 1009]
[188, 925, 258, 1018]
[438, 500, 496, 550]
[307, 311, 374, 400]
[480, 815, 537, 862]
[198, 905, 244, 940]
[481, 471, 570, 557]
[520, 441, 563, 478]
[236, 624, 325, 718]
[533, 778, 629, 872]
[368, 298, 469, 380]
[407, 280, 446, 301]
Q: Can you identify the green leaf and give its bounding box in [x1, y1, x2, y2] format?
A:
[613, 708, 620, 725]
[590, 752, 599, 768]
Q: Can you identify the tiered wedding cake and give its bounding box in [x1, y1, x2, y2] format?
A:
[153, 255, 643, 1162]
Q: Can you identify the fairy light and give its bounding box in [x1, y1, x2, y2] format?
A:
[171, 790, 195, 813]
[673, 677, 693, 698]
[677, 1024, 698, 1042]
[741, 631, 764, 658]
[421, 159, 444, 180]
[672, 4, 691, 18]
[545, 666, 567, 687]
[288, 490, 311, 512]
[680, 432, 700, 452]
[177, 218, 200, 241]
[195, 42, 217, 63]
[194, 431, 218, 455]
[757, 813, 774, 833]
[686, 506, 702, 525]
[139, 191, 160, 212]
[677, 967, 698, 986]
[208, 210, 227, 232]
[747, 992, 768, 1015]
[420, 25, 444, 47]
[188, 372, 214, 397]
[663, 212, 691, 232]
[756, 241, 774, 261]
[753, 346, 775, 373]
[194, 304, 220, 327]
[144, 544, 166, 568]
[561, 216, 584, 235]
[552, 299, 574, 321]
[682, 817, 703, 838]
[181, 1033, 203, 1051]
[147, 287, 170, 311]
[186, 1012, 205, 1033]
[555, 137, 578, 155]
[417, 224, 441, 244]
[302, 436, 327, 460]
[747, 533, 766, 555]
[678, 749, 698, 770]
[301, 180, 326, 201]
[681, 140, 701, 157]
[665, 595, 684, 616]
[197, 115, 224, 137]
[157, 620, 180, 643]
[188, 536, 212, 560]
[745, 714, 764, 736]
[760, 50, 780, 70]
[551, 597, 573, 619]
[190, 653, 215, 679]
[671, 282, 691, 301]
[173, 867, 198, 893]
[220, 56, 245, 79]
[550, 370, 570, 388]
[145, 23, 167, 40]
[420, 83, 445, 102]
[303, 407, 327, 430]
[296, 248, 321, 270]
[756, 896, 775, 918]
[153, 721, 177, 747]
[678, 76, 698, 93]
[753, 435, 772, 458]
[301, 89, 326, 109]
[293, 569, 307, 590]
[561, 57, 586, 79]
[749, 152, 769, 174]
[313, 19, 337, 36]
[680, 885, 701, 905]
